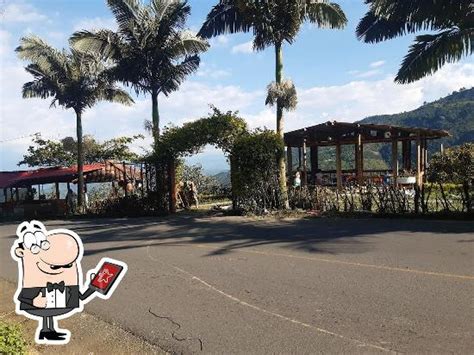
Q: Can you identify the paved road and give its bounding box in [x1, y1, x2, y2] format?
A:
[1, 216, 473, 354]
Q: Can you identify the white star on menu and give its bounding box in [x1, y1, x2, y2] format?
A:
[97, 269, 114, 283]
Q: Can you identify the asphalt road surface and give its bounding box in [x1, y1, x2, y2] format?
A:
[1, 216, 473, 354]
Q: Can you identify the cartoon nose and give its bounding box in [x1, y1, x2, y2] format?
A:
[41, 233, 80, 266]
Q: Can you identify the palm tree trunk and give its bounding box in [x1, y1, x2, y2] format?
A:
[152, 90, 160, 142]
[151, 89, 166, 210]
[275, 42, 289, 209]
[76, 110, 84, 212]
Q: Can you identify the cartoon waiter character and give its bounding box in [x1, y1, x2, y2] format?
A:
[11, 220, 127, 344]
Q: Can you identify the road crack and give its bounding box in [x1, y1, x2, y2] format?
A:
[148, 307, 203, 351]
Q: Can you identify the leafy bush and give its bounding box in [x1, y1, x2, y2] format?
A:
[231, 130, 284, 213]
[0, 321, 27, 354]
[428, 143, 473, 212]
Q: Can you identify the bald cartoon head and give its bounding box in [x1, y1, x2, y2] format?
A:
[12, 221, 83, 288]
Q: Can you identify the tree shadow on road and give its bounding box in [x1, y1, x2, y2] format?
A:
[35, 214, 472, 258]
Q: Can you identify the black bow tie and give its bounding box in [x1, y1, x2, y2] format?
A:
[47, 281, 65, 293]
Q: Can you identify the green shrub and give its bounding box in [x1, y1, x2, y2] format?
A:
[231, 130, 284, 213]
[0, 321, 27, 354]
[428, 143, 473, 212]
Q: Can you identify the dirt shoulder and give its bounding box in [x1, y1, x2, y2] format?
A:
[0, 279, 166, 354]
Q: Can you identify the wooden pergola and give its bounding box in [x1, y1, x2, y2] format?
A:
[284, 121, 449, 189]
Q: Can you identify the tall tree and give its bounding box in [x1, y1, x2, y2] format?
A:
[357, 0, 473, 83]
[199, 0, 347, 207]
[16, 35, 133, 210]
[71, 0, 209, 142]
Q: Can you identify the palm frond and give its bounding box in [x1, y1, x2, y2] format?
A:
[159, 55, 200, 96]
[153, 0, 189, 31]
[96, 87, 134, 106]
[70, 29, 124, 60]
[198, 0, 251, 38]
[106, 0, 141, 31]
[395, 28, 473, 83]
[303, 1, 347, 29]
[22, 79, 56, 100]
[168, 31, 209, 57]
[16, 35, 68, 77]
[357, 0, 472, 43]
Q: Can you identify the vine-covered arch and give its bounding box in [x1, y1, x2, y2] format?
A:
[152, 107, 248, 212]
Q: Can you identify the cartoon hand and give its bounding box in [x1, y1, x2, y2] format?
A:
[33, 293, 47, 308]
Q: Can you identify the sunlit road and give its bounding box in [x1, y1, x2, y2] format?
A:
[1, 216, 473, 353]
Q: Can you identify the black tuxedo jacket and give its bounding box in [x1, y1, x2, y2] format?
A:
[17, 285, 94, 311]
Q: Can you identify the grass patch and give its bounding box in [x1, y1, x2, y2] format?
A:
[0, 321, 28, 354]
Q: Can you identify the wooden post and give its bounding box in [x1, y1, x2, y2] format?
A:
[423, 138, 428, 183]
[298, 146, 302, 169]
[168, 159, 177, 213]
[416, 134, 422, 188]
[122, 162, 128, 196]
[336, 143, 342, 190]
[391, 138, 398, 187]
[286, 146, 293, 174]
[302, 139, 307, 186]
[356, 133, 363, 184]
[140, 163, 144, 197]
[55, 182, 60, 199]
[310, 146, 318, 184]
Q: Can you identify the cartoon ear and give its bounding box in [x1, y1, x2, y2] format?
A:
[16, 221, 30, 238]
[14, 247, 24, 258]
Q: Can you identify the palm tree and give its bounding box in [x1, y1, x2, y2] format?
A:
[357, 0, 473, 83]
[16, 35, 134, 210]
[70, 0, 209, 142]
[199, 0, 347, 207]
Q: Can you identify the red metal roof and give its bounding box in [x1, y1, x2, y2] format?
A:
[0, 164, 104, 188]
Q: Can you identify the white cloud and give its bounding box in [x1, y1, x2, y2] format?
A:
[2, 1, 47, 23]
[0, 30, 12, 56]
[370, 60, 385, 68]
[196, 62, 231, 79]
[73, 17, 117, 31]
[209, 35, 230, 47]
[231, 41, 253, 54]
[353, 69, 382, 78]
[295, 62, 474, 126]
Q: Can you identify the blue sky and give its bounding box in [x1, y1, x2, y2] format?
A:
[1, 0, 473, 174]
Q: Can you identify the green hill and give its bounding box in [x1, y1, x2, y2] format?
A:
[359, 87, 474, 148]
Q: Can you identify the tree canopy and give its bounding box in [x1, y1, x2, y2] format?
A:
[71, 0, 209, 139]
[16, 34, 134, 209]
[19, 135, 144, 167]
[153, 107, 248, 161]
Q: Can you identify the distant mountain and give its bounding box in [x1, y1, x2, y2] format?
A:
[356, 87, 474, 167]
[359, 87, 474, 148]
[213, 171, 231, 187]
